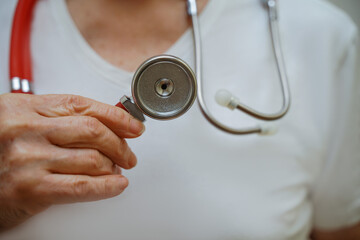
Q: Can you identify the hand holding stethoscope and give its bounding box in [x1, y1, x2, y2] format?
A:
[0, 92, 145, 230]
[9, 0, 290, 135]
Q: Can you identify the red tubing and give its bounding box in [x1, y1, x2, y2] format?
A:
[11, 90, 23, 94]
[22, 0, 37, 81]
[115, 102, 127, 111]
[10, 0, 37, 93]
[10, 0, 26, 79]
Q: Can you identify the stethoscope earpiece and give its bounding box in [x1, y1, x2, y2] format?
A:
[215, 89, 239, 110]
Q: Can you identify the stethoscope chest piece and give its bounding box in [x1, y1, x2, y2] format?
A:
[130, 55, 197, 120]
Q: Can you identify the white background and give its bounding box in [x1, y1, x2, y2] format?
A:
[327, 0, 360, 71]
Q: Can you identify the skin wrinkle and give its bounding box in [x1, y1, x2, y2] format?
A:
[42, 115, 136, 169]
[0, 93, 142, 231]
[40, 118, 138, 169]
[35, 95, 144, 137]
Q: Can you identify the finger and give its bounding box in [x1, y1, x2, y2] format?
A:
[4, 140, 123, 176]
[39, 174, 129, 204]
[33, 94, 145, 138]
[46, 148, 122, 176]
[44, 116, 137, 169]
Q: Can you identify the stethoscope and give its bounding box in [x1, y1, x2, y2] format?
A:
[9, 0, 290, 136]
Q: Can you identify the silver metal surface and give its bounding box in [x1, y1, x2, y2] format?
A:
[11, 77, 21, 91]
[155, 78, 174, 97]
[132, 55, 197, 120]
[120, 96, 146, 122]
[267, 0, 277, 20]
[188, 0, 290, 135]
[10, 77, 33, 93]
[21, 79, 32, 93]
[187, 0, 197, 15]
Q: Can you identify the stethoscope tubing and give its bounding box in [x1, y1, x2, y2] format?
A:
[188, 0, 291, 135]
[10, 0, 36, 94]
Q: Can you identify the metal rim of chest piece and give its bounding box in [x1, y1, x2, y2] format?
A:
[132, 55, 197, 120]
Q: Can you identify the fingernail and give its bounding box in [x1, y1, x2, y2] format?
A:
[119, 176, 129, 189]
[130, 118, 145, 135]
[128, 156, 137, 168]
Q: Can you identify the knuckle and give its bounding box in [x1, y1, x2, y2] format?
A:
[0, 118, 16, 137]
[5, 142, 29, 167]
[0, 94, 31, 114]
[72, 178, 90, 197]
[13, 119, 34, 132]
[0, 118, 40, 139]
[0, 96, 42, 139]
[2, 117, 16, 129]
[87, 151, 105, 170]
[0, 118, 18, 137]
[83, 117, 103, 138]
[3, 141, 46, 170]
[62, 95, 89, 114]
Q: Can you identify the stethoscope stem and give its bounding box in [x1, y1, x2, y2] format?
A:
[188, 0, 291, 135]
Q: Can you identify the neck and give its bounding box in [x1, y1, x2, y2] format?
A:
[66, 0, 208, 72]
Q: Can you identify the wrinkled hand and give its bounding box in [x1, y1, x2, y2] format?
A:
[0, 93, 145, 231]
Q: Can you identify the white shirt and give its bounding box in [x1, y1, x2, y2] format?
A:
[0, 0, 359, 239]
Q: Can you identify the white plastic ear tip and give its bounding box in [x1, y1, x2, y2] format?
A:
[259, 124, 278, 136]
[215, 89, 233, 107]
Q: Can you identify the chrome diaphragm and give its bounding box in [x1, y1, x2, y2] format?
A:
[120, 55, 197, 121]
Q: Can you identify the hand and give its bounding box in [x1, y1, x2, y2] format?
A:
[0, 93, 145, 231]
